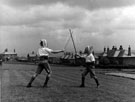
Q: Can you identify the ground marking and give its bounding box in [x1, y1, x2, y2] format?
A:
[106, 72, 135, 80]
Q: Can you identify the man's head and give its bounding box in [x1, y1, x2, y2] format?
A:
[84, 46, 93, 54]
[90, 46, 93, 52]
[40, 39, 47, 47]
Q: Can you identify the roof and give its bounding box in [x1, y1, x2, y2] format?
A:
[121, 50, 135, 57]
[29, 54, 36, 57]
[64, 55, 70, 59]
[118, 50, 125, 57]
[60, 54, 65, 59]
[100, 52, 107, 57]
[106, 50, 135, 58]
[68, 54, 75, 59]
[60, 54, 75, 59]
[107, 50, 116, 57]
[2, 52, 17, 55]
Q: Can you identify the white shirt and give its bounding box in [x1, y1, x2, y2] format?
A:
[37, 47, 53, 57]
[85, 53, 95, 63]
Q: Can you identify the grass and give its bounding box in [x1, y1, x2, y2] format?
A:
[1, 63, 135, 102]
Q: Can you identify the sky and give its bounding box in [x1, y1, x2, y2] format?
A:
[0, 0, 135, 56]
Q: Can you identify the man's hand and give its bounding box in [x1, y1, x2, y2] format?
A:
[61, 49, 65, 52]
[75, 53, 81, 57]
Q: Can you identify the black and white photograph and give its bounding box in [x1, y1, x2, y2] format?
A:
[0, 0, 135, 102]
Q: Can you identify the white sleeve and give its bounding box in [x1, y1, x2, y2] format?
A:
[46, 48, 53, 53]
[91, 54, 95, 62]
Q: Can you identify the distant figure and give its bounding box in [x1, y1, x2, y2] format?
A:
[76, 46, 100, 88]
[27, 39, 64, 88]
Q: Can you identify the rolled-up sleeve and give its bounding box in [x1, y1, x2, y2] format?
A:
[46, 48, 53, 54]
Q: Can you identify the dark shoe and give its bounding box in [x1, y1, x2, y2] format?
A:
[26, 83, 32, 88]
[26, 77, 35, 88]
[80, 77, 85, 87]
[43, 84, 48, 88]
[97, 83, 100, 88]
[79, 84, 85, 87]
[94, 78, 100, 88]
[43, 76, 50, 87]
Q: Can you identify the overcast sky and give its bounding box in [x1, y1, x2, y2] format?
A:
[0, 0, 135, 56]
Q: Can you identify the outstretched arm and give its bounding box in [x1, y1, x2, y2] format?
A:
[75, 53, 83, 58]
[51, 49, 64, 54]
[75, 53, 87, 59]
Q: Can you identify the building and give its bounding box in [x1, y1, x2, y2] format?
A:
[0, 51, 17, 61]
[27, 52, 37, 62]
[99, 45, 135, 66]
[60, 52, 85, 66]
[60, 52, 71, 64]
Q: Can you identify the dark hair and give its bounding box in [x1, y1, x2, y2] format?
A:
[40, 41, 43, 47]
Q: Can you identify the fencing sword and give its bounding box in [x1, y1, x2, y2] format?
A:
[69, 29, 77, 54]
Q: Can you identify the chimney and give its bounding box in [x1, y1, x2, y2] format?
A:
[114, 46, 117, 50]
[107, 47, 109, 53]
[128, 45, 131, 56]
[112, 46, 115, 50]
[5, 48, 8, 52]
[104, 47, 106, 52]
[112, 46, 117, 51]
[119, 45, 123, 50]
[14, 49, 16, 53]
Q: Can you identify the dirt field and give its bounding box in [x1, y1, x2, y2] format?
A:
[1, 63, 135, 102]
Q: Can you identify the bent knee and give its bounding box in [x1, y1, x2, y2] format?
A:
[93, 75, 97, 79]
[33, 73, 39, 77]
[47, 74, 51, 77]
[47, 71, 52, 77]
